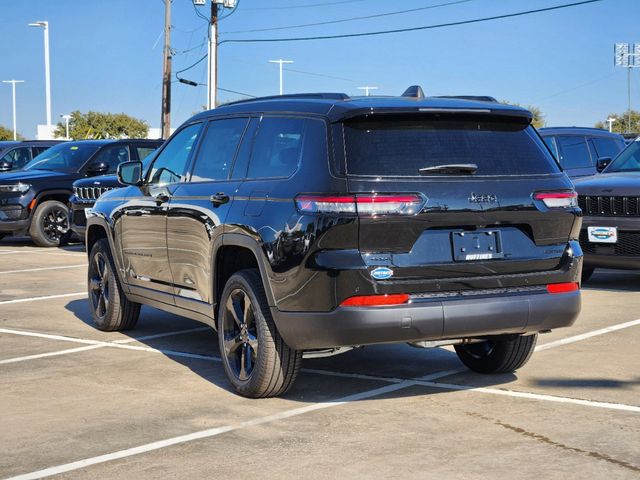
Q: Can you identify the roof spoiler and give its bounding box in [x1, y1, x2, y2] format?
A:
[401, 85, 425, 99]
[433, 95, 498, 103]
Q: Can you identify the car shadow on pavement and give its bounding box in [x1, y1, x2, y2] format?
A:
[531, 377, 640, 389]
[582, 270, 640, 292]
[0, 235, 84, 251]
[64, 298, 518, 401]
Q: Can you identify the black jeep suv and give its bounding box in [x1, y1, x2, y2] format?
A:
[0, 139, 162, 246]
[574, 138, 640, 279]
[86, 89, 583, 398]
[69, 145, 161, 238]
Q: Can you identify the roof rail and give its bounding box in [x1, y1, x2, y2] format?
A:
[222, 92, 350, 107]
[402, 85, 425, 99]
[433, 95, 498, 103]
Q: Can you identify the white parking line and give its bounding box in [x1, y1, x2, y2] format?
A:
[0, 264, 87, 275]
[4, 380, 415, 480]
[414, 379, 640, 413]
[0, 327, 215, 364]
[0, 345, 103, 365]
[0, 292, 86, 305]
[535, 318, 640, 351]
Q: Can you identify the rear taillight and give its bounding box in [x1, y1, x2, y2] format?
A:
[546, 282, 579, 294]
[295, 194, 424, 216]
[533, 191, 577, 208]
[340, 294, 410, 307]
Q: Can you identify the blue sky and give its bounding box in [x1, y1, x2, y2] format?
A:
[0, 0, 636, 137]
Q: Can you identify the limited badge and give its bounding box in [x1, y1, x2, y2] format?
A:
[371, 267, 394, 280]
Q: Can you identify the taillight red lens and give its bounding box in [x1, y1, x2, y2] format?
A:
[340, 294, 410, 307]
[295, 194, 424, 216]
[533, 191, 577, 208]
[546, 282, 579, 294]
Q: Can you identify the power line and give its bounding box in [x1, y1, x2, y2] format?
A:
[222, 0, 474, 34]
[241, 0, 369, 11]
[218, 87, 256, 97]
[175, 54, 207, 76]
[220, 0, 604, 44]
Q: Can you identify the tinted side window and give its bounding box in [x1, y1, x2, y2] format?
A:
[557, 136, 592, 169]
[191, 118, 248, 182]
[31, 146, 51, 156]
[247, 117, 307, 179]
[136, 146, 158, 162]
[592, 137, 623, 159]
[542, 135, 558, 159]
[148, 123, 202, 185]
[1, 147, 31, 169]
[92, 145, 131, 173]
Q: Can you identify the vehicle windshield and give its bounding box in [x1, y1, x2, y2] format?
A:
[24, 143, 101, 172]
[343, 115, 560, 176]
[604, 140, 640, 172]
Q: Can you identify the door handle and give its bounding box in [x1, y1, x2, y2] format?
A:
[210, 193, 229, 207]
[154, 193, 170, 204]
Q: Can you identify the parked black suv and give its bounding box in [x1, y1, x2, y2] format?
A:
[69, 146, 161, 238]
[539, 127, 625, 177]
[574, 138, 640, 280]
[0, 139, 162, 246]
[86, 89, 583, 398]
[0, 140, 63, 172]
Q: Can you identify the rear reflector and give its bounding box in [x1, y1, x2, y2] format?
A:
[340, 294, 410, 307]
[546, 282, 579, 294]
[533, 191, 577, 208]
[296, 194, 424, 216]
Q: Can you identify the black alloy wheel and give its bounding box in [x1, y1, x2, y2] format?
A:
[222, 288, 259, 381]
[89, 251, 110, 322]
[42, 205, 69, 243]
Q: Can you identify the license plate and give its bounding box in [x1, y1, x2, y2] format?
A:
[587, 226, 617, 243]
[452, 230, 504, 261]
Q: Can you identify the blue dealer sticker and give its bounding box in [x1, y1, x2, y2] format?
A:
[371, 267, 394, 280]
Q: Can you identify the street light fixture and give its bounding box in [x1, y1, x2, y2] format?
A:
[614, 42, 640, 133]
[28, 21, 52, 128]
[60, 114, 71, 140]
[2, 80, 25, 140]
[606, 117, 617, 133]
[357, 86, 379, 96]
[268, 59, 294, 95]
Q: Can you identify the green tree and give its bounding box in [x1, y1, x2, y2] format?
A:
[500, 101, 545, 129]
[53, 111, 149, 140]
[0, 125, 24, 141]
[595, 110, 640, 134]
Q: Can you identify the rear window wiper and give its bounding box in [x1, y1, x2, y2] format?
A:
[419, 163, 478, 175]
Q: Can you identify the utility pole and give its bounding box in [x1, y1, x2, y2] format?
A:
[357, 86, 378, 96]
[161, 0, 172, 139]
[207, 2, 219, 109]
[2, 80, 25, 140]
[268, 59, 294, 95]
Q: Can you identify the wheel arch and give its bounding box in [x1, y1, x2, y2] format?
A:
[86, 217, 128, 291]
[213, 233, 276, 312]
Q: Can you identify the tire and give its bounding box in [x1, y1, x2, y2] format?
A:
[88, 238, 140, 331]
[581, 267, 595, 283]
[29, 200, 70, 247]
[218, 269, 301, 398]
[454, 334, 537, 374]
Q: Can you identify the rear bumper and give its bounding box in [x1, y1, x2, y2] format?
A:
[271, 290, 581, 350]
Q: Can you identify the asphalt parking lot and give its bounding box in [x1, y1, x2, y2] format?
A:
[1, 238, 639, 479]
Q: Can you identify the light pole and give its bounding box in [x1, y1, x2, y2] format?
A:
[614, 43, 640, 133]
[268, 59, 294, 95]
[607, 117, 617, 133]
[28, 21, 52, 128]
[2, 80, 25, 140]
[357, 86, 378, 96]
[60, 114, 71, 140]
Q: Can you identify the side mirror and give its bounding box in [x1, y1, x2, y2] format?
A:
[596, 156, 612, 173]
[0, 160, 12, 172]
[117, 161, 143, 186]
[86, 161, 109, 176]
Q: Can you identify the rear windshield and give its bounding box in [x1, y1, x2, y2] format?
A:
[343, 116, 560, 176]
